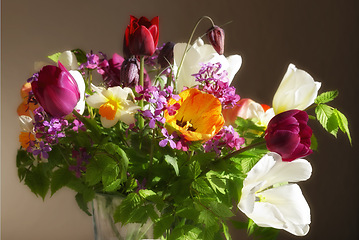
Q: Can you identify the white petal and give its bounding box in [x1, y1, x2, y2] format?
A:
[258, 184, 311, 236]
[19, 115, 33, 132]
[69, 70, 85, 101]
[86, 91, 108, 108]
[58, 51, 78, 70]
[260, 158, 312, 190]
[100, 116, 119, 128]
[118, 110, 136, 125]
[273, 64, 321, 114]
[225, 54, 242, 84]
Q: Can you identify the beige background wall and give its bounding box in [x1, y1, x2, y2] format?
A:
[2, 0, 358, 239]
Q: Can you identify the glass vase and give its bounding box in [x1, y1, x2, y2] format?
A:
[92, 192, 155, 240]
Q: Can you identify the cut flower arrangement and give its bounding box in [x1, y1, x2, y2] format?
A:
[16, 15, 351, 240]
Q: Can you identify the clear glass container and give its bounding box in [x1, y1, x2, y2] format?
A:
[92, 193, 155, 240]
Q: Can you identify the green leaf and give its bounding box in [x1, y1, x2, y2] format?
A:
[208, 201, 234, 218]
[114, 193, 143, 224]
[326, 111, 339, 137]
[75, 192, 92, 216]
[24, 163, 50, 200]
[315, 104, 333, 132]
[222, 222, 232, 240]
[71, 48, 87, 65]
[48, 52, 61, 63]
[153, 214, 175, 239]
[51, 168, 72, 196]
[206, 172, 227, 194]
[191, 178, 212, 194]
[333, 109, 352, 144]
[102, 163, 120, 188]
[103, 179, 121, 192]
[164, 155, 179, 176]
[314, 90, 338, 104]
[310, 134, 318, 151]
[198, 209, 217, 226]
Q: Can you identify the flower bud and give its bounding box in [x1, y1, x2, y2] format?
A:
[123, 16, 159, 56]
[158, 42, 174, 68]
[207, 25, 225, 55]
[265, 110, 313, 161]
[120, 57, 140, 88]
[31, 62, 80, 117]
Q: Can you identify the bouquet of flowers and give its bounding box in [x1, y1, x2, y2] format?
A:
[16, 15, 351, 239]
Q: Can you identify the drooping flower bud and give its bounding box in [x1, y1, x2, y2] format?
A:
[207, 25, 225, 55]
[158, 42, 174, 68]
[120, 57, 140, 88]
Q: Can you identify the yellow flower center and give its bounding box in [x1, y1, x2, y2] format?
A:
[99, 99, 119, 120]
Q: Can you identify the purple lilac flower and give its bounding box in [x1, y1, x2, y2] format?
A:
[159, 128, 177, 149]
[32, 141, 52, 159]
[79, 51, 100, 70]
[193, 62, 240, 109]
[69, 148, 91, 178]
[204, 125, 244, 154]
[27, 72, 39, 83]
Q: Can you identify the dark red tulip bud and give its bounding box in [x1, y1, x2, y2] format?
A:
[207, 25, 225, 55]
[265, 110, 313, 161]
[123, 16, 159, 57]
[157, 42, 175, 68]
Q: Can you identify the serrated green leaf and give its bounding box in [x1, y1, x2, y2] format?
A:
[103, 179, 121, 192]
[24, 163, 50, 200]
[51, 168, 72, 196]
[75, 192, 92, 216]
[102, 163, 120, 187]
[153, 214, 175, 238]
[315, 104, 333, 132]
[326, 111, 339, 137]
[191, 178, 212, 194]
[314, 90, 338, 104]
[198, 209, 217, 226]
[176, 206, 199, 221]
[334, 109, 352, 144]
[206, 172, 227, 194]
[209, 201, 234, 218]
[164, 155, 179, 176]
[114, 193, 143, 224]
[189, 161, 201, 179]
[48, 52, 61, 63]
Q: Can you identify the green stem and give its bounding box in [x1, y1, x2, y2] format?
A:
[175, 16, 215, 89]
[220, 140, 267, 161]
[139, 56, 145, 129]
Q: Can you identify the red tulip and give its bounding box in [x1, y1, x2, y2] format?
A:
[123, 16, 159, 57]
[31, 62, 80, 117]
[265, 110, 313, 161]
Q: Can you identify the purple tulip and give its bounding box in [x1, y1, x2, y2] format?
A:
[31, 62, 80, 117]
[265, 110, 313, 161]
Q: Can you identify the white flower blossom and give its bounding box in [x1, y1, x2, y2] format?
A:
[173, 38, 242, 91]
[238, 152, 312, 236]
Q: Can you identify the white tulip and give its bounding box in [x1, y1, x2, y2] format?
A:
[58, 50, 78, 70]
[272, 64, 321, 114]
[238, 152, 312, 236]
[173, 38, 242, 92]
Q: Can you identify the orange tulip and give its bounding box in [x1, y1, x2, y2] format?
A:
[164, 88, 224, 142]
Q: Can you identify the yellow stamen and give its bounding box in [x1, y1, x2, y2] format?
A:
[99, 99, 118, 120]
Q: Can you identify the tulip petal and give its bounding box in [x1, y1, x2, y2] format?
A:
[257, 184, 311, 236]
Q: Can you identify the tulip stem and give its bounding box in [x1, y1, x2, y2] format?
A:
[175, 16, 215, 89]
[139, 56, 145, 130]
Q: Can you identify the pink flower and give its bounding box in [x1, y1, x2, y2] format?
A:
[31, 62, 80, 117]
[265, 110, 313, 161]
